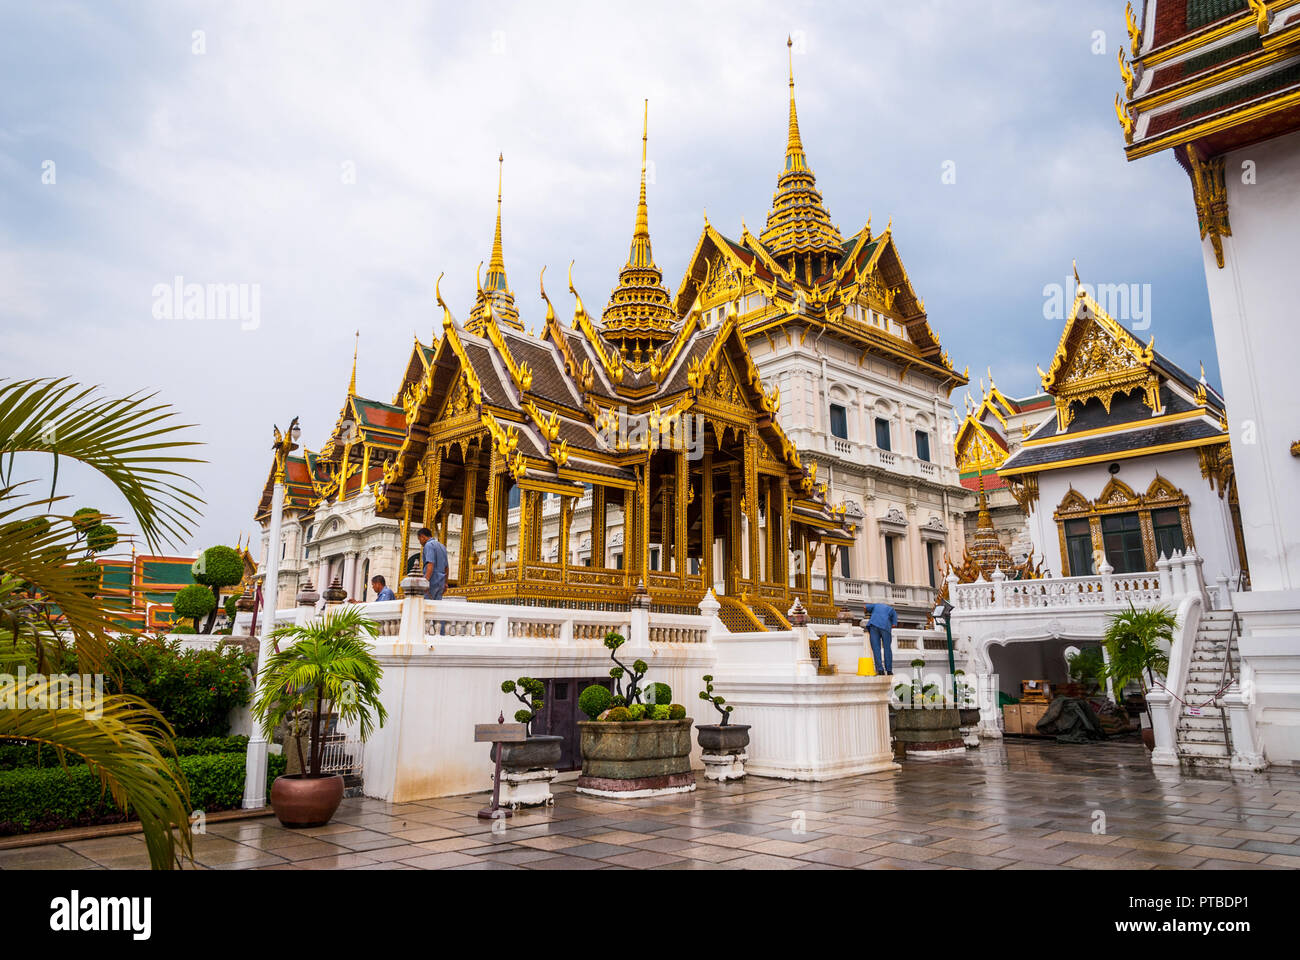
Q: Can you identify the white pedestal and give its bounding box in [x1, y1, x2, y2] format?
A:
[499, 768, 557, 809]
[959, 726, 980, 748]
[700, 752, 747, 781]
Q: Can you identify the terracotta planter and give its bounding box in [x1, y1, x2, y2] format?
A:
[576, 719, 695, 795]
[270, 774, 344, 828]
[491, 735, 563, 772]
[696, 724, 750, 755]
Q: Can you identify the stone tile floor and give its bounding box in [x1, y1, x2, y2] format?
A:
[5, 738, 1300, 870]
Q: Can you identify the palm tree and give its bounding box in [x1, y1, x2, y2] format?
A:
[253, 606, 388, 777]
[0, 377, 203, 869]
[1100, 602, 1176, 725]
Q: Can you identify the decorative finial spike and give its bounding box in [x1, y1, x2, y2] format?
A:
[349, 330, 359, 395]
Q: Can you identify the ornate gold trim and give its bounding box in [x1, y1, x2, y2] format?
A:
[1186, 144, 1232, 269]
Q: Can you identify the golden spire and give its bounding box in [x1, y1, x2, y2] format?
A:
[348, 330, 359, 395]
[487, 153, 508, 292]
[759, 38, 841, 266]
[600, 99, 677, 363]
[468, 153, 521, 333]
[785, 36, 806, 172]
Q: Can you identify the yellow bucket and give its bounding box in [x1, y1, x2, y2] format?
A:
[857, 657, 876, 676]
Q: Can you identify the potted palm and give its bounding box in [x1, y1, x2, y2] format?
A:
[695, 674, 750, 781]
[253, 606, 388, 827]
[1100, 603, 1175, 751]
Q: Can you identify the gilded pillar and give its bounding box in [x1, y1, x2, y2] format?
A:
[560, 495, 573, 583]
[745, 431, 760, 589]
[397, 495, 412, 598]
[639, 455, 652, 578]
[727, 463, 742, 592]
[460, 447, 480, 587]
[591, 485, 607, 569]
[675, 448, 687, 580]
[701, 446, 714, 588]
[485, 448, 502, 582]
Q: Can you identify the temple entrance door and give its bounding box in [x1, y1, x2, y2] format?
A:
[535, 677, 613, 771]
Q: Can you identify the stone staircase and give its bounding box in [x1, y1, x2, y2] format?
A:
[1174, 610, 1236, 767]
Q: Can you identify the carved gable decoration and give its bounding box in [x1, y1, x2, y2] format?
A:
[1098, 477, 1138, 507]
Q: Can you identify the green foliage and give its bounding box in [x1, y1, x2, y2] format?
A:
[606, 706, 631, 722]
[173, 583, 216, 630]
[603, 630, 651, 704]
[646, 681, 671, 705]
[71, 507, 102, 533]
[85, 523, 118, 553]
[650, 704, 670, 721]
[105, 635, 254, 737]
[669, 703, 686, 720]
[0, 753, 286, 835]
[224, 595, 238, 618]
[192, 545, 244, 589]
[578, 684, 612, 721]
[1101, 603, 1175, 698]
[0, 735, 250, 770]
[699, 675, 734, 725]
[1067, 646, 1107, 691]
[253, 606, 388, 776]
[610, 696, 626, 708]
[171, 625, 197, 635]
[626, 703, 646, 721]
[501, 676, 545, 735]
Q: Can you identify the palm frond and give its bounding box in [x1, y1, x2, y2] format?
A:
[0, 378, 204, 550]
[0, 675, 192, 869]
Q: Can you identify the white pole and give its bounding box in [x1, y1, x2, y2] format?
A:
[243, 474, 285, 808]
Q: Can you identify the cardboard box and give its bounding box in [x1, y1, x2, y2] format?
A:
[1002, 703, 1023, 735]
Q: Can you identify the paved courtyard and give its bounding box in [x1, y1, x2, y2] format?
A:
[4, 739, 1300, 870]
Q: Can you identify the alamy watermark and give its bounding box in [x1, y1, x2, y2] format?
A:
[152, 276, 261, 331]
[0, 667, 104, 718]
[1043, 274, 1151, 330]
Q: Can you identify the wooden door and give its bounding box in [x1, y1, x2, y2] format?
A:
[536, 677, 612, 772]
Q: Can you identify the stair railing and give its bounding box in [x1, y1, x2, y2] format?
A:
[1215, 609, 1242, 756]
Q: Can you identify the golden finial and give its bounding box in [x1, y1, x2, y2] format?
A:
[475, 260, 484, 297]
[1072, 259, 1081, 288]
[540, 265, 555, 324]
[436, 272, 455, 330]
[1117, 48, 1135, 99]
[1200, 362, 1206, 383]
[631, 99, 651, 257]
[486, 153, 508, 292]
[348, 330, 359, 395]
[785, 36, 805, 167]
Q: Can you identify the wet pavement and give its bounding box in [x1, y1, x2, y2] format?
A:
[4, 738, 1299, 870]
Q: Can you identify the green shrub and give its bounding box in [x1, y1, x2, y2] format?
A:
[605, 706, 631, 722]
[172, 625, 197, 635]
[668, 703, 686, 720]
[0, 752, 285, 835]
[173, 583, 216, 630]
[224, 595, 238, 618]
[85, 523, 118, 553]
[646, 682, 672, 705]
[578, 684, 612, 721]
[71, 507, 103, 533]
[0, 735, 249, 770]
[105, 635, 254, 737]
[650, 704, 670, 720]
[626, 703, 646, 721]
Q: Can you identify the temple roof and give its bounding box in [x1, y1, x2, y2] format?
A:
[467, 155, 522, 333]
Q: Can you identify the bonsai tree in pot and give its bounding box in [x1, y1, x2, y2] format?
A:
[253, 606, 388, 827]
[1100, 603, 1175, 750]
[696, 674, 750, 780]
[573, 631, 694, 797]
[891, 659, 963, 760]
[494, 676, 563, 774]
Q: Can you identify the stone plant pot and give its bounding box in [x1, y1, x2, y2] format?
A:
[270, 774, 345, 828]
[490, 735, 563, 773]
[695, 723, 750, 754]
[893, 707, 965, 760]
[576, 719, 696, 797]
[958, 708, 982, 749]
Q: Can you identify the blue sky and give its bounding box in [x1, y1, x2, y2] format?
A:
[0, 1, 1218, 554]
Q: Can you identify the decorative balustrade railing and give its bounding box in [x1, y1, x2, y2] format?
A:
[318, 737, 364, 776]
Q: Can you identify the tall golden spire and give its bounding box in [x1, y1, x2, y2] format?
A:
[759, 38, 842, 270]
[785, 36, 806, 172]
[468, 153, 522, 333]
[601, 99, 677, 365]
[348, 329, 359, 395]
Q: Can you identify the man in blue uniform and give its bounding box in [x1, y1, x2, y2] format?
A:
[418, 527, 448, 600]
[370, 575, 396, 602]
[864, 600, 898, 675]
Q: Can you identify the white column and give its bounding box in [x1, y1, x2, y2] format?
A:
[244, 478, 284, 809]
[342, 552, 358, 601]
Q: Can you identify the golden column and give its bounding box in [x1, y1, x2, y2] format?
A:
[460, 446, 480, 587]
[674, 447, 688, 581]
[590, 485, 607, 568]
[485, 449, 502, 583]
[701, 446, 714, 588]
[744, 430, 760, 590]
[560, 495, 574, 583]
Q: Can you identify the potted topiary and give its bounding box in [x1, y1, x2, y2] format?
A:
[252, 606, 388, 827]
[574, 631, 694, 797]
[891, 659, 964, 760]
[695, 674, 750, 781]
[492, 676, 563, 808]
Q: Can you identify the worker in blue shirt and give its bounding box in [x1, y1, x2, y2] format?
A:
[370, 575, 396, 602]
[864, 601, 898, 675]
[418, 527, 448, 600]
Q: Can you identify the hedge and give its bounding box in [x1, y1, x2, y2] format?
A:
[0, 735, 250, 770]
[0, 752, 286, 835]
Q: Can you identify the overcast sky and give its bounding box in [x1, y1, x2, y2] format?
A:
[0, 1, 1218, 556]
